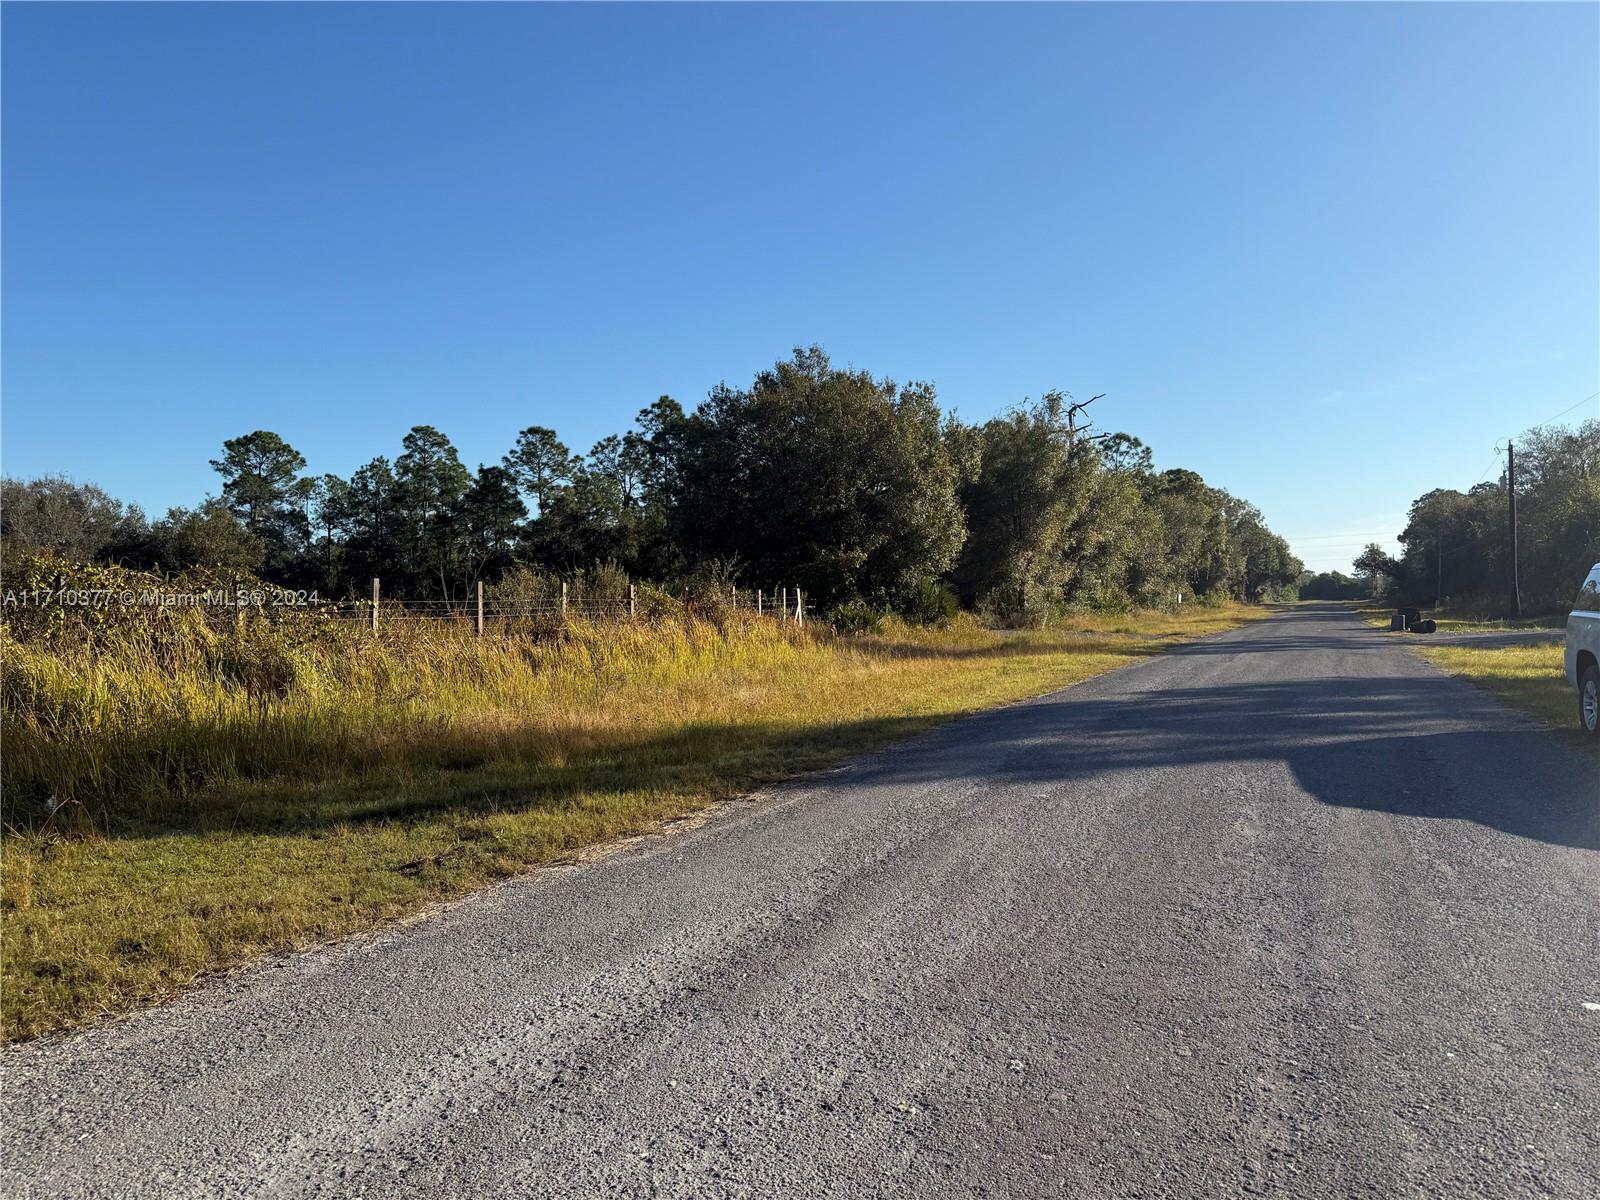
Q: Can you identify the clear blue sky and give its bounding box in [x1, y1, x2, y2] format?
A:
[3, 3, 1596, 573]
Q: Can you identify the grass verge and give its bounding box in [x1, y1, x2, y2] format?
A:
[1351, 602, 1564, 633]
[2, 602, 1267, 1042]
[1430, 616, 1565, 633]
[1412, 640, 1595, 753]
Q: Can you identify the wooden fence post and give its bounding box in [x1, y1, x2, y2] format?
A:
[475, 580, 484, 638]
[561, 581, 568, 619]
[370, 577, 380, 635]
[797, 588, 804, 627]
[757, 589, 763, 615]
[780, 587, 788, 622]
[731, 584, 737, 609]
[628, 583, 636, 618]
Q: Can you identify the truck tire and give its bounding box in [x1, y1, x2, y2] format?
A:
[1581, 663, 1600, 736]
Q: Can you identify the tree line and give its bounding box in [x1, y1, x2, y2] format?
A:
[1342, 417, 1599, 614]
[1, 346, 1304, 616]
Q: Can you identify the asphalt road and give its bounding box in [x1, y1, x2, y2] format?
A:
[4, 603, 1597, 1198]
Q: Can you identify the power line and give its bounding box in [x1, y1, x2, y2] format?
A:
[1284, 532, 1401, 543]
[1469, 444, 1504, 488]
[1533, 390, 1599, 426]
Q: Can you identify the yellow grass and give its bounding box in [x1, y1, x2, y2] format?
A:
[1, 599, 1268, 1041]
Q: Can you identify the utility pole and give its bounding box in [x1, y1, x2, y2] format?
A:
[1507, 440, 1521, 619]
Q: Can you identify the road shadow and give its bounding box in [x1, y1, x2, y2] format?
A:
[833, 672, 1600, 852]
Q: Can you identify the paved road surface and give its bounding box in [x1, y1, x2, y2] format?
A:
[4, 604, 1597, 1198]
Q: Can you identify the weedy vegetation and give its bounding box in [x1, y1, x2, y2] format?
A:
[1, 554, 1269, 1041]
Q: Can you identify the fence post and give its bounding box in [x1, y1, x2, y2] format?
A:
[757, 589, 763, 615]
[780, 587, 788, 622]
[629, 583, 636, 618]
[731, 584, 737, 609]
[797, 588, 804, 627]
[370, 577, 380, 635]
[475, 580, 484, 638]
[561, 581, 568, 620]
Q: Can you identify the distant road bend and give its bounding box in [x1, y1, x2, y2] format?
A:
[4, 603, 1597, 1198]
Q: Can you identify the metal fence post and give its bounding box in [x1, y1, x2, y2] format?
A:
[757, 589, 763, 615]
[370, 577, 380, 635]
[475, 580, 484, 638]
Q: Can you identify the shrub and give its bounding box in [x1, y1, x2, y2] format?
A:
[487, 564, 561, 606]
[829, 601, 884, 635]
[976, 586, 1073, 629]
[902, 577, 960, 624]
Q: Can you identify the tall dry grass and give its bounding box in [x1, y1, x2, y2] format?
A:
[3, 598, 834, 832]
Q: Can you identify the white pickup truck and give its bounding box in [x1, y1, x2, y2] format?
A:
[1567, 562, 1600, 735]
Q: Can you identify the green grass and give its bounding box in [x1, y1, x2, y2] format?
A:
[1, 597, 1268, 1042]
[1427, 614, 1565, 633]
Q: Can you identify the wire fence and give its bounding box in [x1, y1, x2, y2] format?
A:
[0, 569, 816, 643]
[300, 580, 812, 634]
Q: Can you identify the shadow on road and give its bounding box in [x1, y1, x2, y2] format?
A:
[837, 672, 1599, 852]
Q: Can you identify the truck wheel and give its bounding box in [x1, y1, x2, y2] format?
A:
[1581, 664, 1600, 736]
